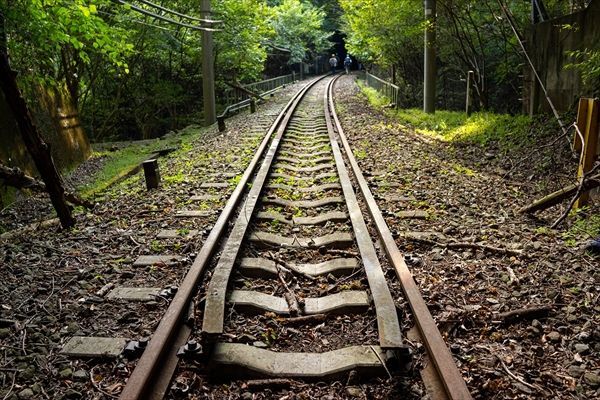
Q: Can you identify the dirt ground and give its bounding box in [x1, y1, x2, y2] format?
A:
[0, 75, 598, 399]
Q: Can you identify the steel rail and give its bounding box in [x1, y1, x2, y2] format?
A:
[327, 75, 472, 399]
[119, 75, 327, 400]
[323, 78, 404, 350]
[202, 74, 327, 336]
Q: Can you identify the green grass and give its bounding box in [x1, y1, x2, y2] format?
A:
[357, 81, 392, 108]
[79, 127, 201, 197]
[358, 82, 532, 150]
[562, 209, 600, 246]
[394, 108, 532, 148]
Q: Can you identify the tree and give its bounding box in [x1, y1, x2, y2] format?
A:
[214, 0, 272, 82]
[270, 0, 332, 64]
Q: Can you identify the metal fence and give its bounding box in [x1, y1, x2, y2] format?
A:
[223, 73, 296, 106]
[364, 71, 400, 108]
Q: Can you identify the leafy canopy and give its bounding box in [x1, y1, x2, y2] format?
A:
[339, 0, 421, 66]
[5, 0, 133, 84]
[214, 0, 272, 82]
[270, 0, 332, 64]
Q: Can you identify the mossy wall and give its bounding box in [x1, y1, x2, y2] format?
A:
[0, 83, 91, 207]
[0, 84, 91, 174]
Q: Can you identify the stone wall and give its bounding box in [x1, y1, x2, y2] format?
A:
[527, 0, 600, 114]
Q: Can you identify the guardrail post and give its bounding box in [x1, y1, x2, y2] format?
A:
[143, 159, 161, 190]
[201, 0, 216, 126]
[217, 115, 226, 132]
[466, 70, 474, 116]
[250, 98, 256, 113]
[424, 0, 437, 114]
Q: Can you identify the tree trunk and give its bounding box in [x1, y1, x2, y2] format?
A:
[0, 53, 75, 228]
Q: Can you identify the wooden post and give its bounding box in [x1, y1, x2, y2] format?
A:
[217, 115, 226, 132]
[0, 52, 75, 228]
[574, 98, 600, 208]
[423, 0, 437, 114]
[201, 0, 216, 126]
[466, 70, 474, 116]
[142, 159, 160, 190]
[250, 98, 256, 114]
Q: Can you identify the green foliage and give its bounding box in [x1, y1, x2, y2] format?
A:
[215, 0, 272, 82]
[566, 49, 600, 84]
[394, 108, 532, 147]
[562, 210, 600, 247]
[5, 0, 133, 86]
[270, 0, 332, 63]
[358, 81, 392, 108]
[339, 0, 533, 112]
[339, 0, 421, 66]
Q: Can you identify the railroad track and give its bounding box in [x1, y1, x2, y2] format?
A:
[80, 75, 472, 399]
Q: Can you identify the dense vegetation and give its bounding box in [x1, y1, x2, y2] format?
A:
[3, 0, 334, 142]
[340, 0, 594, 112]
[2, 0, 597, 146]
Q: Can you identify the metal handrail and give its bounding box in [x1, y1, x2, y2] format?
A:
[218, 73, 297, 132]
[364, 71, 400, 108]
[223, 73, 296, 106]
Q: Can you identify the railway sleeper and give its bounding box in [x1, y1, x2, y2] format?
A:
[206, 344, 409, 381]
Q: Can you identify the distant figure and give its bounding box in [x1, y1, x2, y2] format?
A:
[343, 55, 352, 74]
[328, 54, 338, 74]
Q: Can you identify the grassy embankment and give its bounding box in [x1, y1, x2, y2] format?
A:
[78, 126, 202, 199]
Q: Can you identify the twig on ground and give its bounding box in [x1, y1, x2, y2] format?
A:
[90, 366, 120, 399]
[273, 262, 301, 316]
[496, 355, 541, 393]
[280, 314, 327, 325]
[493, 305, 553, 324]
[370, 345, 392, 380]
[1, 372, 16, 400]
[263, 252, 316, 281]
[326, 249, 359, 257]
[20, 328, 27, 356]
[245, 378, 292, 390]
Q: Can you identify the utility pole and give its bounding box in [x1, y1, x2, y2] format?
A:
[423, 0, 436, 113]
[201, 0, 216, 126]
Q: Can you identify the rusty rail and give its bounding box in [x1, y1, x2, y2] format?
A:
[328, 75, 472, 399]
[119, 75, 328, 400]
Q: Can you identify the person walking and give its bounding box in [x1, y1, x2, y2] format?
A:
[328, 54, 338, 74]
[343, 55, 352, 74]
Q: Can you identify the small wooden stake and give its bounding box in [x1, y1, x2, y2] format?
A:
[217, 116, 226, 132]
[142, 159, 160, 190]
[250, 98, 256, 114]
